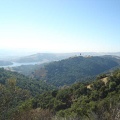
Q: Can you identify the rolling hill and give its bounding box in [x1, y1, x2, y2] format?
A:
[32, 69, 120, 120]
[0, 68, 55, 96]
[0, 58, 120, 120]
[31, 56, 120, 86]
[13, 53, 74, 63]
[13, 52, 120, 63]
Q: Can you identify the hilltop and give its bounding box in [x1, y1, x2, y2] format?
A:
[11, 52, 120, 63]
[31, 56, 119, 86]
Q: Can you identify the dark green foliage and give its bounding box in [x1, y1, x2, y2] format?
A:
[0, 68, 56, 120]
[32, 56, 119, 86]
[1, 66, 120, 119]
[0, 68, 55, 96]
[34, 69, 120, 119]
[0, 79, 31, 120]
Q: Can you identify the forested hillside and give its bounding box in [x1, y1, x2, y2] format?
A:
[31, 69, 120, 120]
[31, 56, 119, 86]
[0, 56, 120, 120]
[0, 68, 55, 96]
[12, 64, 45, 76]
[0, 68, 56, 120]
[1, 68, 120, 120]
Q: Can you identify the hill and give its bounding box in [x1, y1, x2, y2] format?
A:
[0, 66, 120, 119]
[31, 56, 119, 86]
[0, 68, 56, 120]
[2, 69, 120, 120]
[13, 53, 74, 63]
[31, 69, 120, 120]
[12, 64, 45, 76]
[0, 68, 55, 96]
[12, 52, 120, 63]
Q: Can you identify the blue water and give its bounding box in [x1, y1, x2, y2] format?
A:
[0, 62, 41, 68]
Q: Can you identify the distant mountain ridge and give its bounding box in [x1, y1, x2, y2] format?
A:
[13, 52, 120, 63]
[13, 53, 77, 63]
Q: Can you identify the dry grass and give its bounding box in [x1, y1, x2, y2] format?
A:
[101, 77, 108, 85]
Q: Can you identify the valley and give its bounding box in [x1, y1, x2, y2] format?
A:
[0, 53, 120, 120]
[13, 55, 120, 87]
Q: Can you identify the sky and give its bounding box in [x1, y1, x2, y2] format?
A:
[0, 0, 120, 53]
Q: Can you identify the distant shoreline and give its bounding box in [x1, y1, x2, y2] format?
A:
[0, 62, 41, 68]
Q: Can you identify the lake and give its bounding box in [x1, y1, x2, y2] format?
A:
[0, 62, 41, 68]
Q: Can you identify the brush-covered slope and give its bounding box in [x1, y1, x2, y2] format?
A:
[0, 68, 55, 96]
[1, 68, 120, 120]
[32, 69, 120, 120]
[0, 68, 56, 120]
[32, 56, 119, 86]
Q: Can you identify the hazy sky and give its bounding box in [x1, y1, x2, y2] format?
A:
[0, 0, 120, 53]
